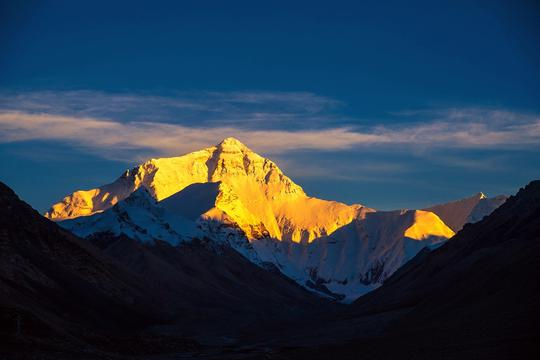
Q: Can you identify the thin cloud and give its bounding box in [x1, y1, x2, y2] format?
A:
[0, 90, 342, 129]
[0, 108, 538, 162]
[0, 111, 378, 158]
[0, 90, 539, 162]
[376, 119, 540, 148]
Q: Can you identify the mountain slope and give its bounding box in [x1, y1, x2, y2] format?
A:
[425, 192, 507, 231]
[251, 209, 453, 301]
[276, 180, 540, 359]
[0, 181, 169, 356]
[47, 137, 371, 243]
[61, 187, 201, 245]
[53, 138, 457, 301]
[86, 233, 333, 343]
[60, 185, 264, 264]
[1, 181, 334, 358]
[60, 179, 454, 302]
[353, 180, 540, 324]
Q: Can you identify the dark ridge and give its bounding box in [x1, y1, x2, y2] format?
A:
[274, 180, 540, 359]
[0, 181, 335, 358]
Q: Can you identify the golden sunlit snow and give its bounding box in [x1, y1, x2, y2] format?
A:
[46, 137, 453, 244]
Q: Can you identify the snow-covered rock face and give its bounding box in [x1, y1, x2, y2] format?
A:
[251, 209, 454, 302]
[50, 137, 474, 302]
[60, 186, 264, 265]
[60, 187, 201, 246]
[46, 137, 370, 243]
[425, 192, 508, 231]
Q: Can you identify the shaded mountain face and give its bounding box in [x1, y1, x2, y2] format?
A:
[425, 192, 507, 231]
[275, 180, 540, 359]
[0, 181, 165, 354]
[55, 138, 457, 301]
[60, 187, 201, 246]
[251, 209, 454, 301]
[86, 234, 332, 342]
[353, 180, 540, 324]
[61, 186, 455, 302]
[0, 181, 332, 357]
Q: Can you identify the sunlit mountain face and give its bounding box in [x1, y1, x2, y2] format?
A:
[48, 138, 507, 302]
[47, 137, 369, 242]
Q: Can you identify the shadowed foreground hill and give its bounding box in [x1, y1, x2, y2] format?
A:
[2, 178, 538, 359]
[86, 233, 333, 342]
[0, 181, 332, 359]
[0, 181, 177, 357]
[280, 180, 540, 359]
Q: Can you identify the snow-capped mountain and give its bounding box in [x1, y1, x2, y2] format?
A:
[1, 180, 330, 354]
[48, 137, 369, 243]
[251, 209, 454, 301]
[61, 187, 201, 245]
[51, 138, 471, 301]
[60, 183, 267, 265]
[424, 192, 508, 231]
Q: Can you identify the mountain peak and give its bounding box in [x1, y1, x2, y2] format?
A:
[122, 186, 156, 207]
[219, 137, 245, 146]
[46, 138, 370, 243]
[425, 190, 507, 231]
[216, 137, 249, 152]
[46, 137, 306, 221]
[476, 192, 487, 199]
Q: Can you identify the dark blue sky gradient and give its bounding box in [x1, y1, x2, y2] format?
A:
[0, 0, 539, 211]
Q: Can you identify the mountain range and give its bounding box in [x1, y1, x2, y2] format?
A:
[277, 180, 540, 359]
[1, 137, 537, 358]
[50, 138, 504, 301]
[424, 191, 508, 231]
[2, 176, 538, 359]
[0, 180, 331, 358]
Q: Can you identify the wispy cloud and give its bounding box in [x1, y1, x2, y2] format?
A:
[0, 90, 538, 162]
[375, 116, 540, 148]
[0, 90, 342, 129]
[0, 111, 378, 160]
[1, 109, 538, 161]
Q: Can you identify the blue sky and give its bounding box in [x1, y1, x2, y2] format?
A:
[0, 0, 539, 212]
